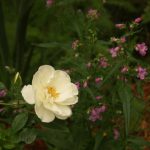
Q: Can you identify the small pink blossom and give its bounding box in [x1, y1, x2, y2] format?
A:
[75, 82, 80, 89]
[120, 37, 126, 43]
[87, 9, 99, 19]
[99, 105, 106, 112]
[89, 108, 102, 122]
[113, 128, 120, 140]
[135, 43, 148, 56]
[121, 66, 129, 73]
[46, 0, 53, 7]
[95, 77, 103, 83]
[115, 24, 126, 29]
[0, 108, 4, 112]
[89, 105, 106, 122]
[109, 46, 120, 57]
[0, 89, 7, 98]
[95, 96, 103, 100]
[72, 40, 79, 50]
[136, 66, 148, 80]
[99, 57, 109, 68]
[134, 17, 142, 24]
[83, 81, 88, 88]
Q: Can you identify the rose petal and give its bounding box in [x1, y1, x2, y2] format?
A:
[43, 102, 72, 117]
[56, 96, 78, 105]
[50, 70, 71, 90]
[21, 85, 35, 104]
[55, 83, 78, 102]
[35, 104, 55, 123]
[32, 65, 55, 89]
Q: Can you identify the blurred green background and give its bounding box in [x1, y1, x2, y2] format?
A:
[0, 0, 150, 85]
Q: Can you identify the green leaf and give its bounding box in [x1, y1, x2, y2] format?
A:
[38, 126, 73, 150]
[34, 42, 70, 49]
[101, 60, 123, 86]
[93, 133, 103, 150]
[12, 112, 28, 133]
[3, 143, 15, 150]
[19, 128, 37, 144]
[118, 81, 131, 136]
[129, 98, 145, 131]
[128, 136, 150, 147]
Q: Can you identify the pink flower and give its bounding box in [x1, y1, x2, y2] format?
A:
[87, 9, 99, 19]
[0, 89, 7, 98]
[83, 81, 88, 88]
[95, 96, 102, 100]
[120, 37, 126, 43]
[134, 17, 142, 24]
[72, 40, 79, 50]
[89, 105, 106, 122]
[113, 129, 120, 140]
[115, 24, 126, 29]
[135, 43, 148, 56]
[95, 77, 103, 83]
[121, 66, 129, 73]
[99, 105, 106, 112]
[89, 108, 102, 122]
[136, 66, 148, 80]
[46, 0, 53, 7]
[75, 82, 80, 89]
[99, 57, 109, 68]
[0, 108, 4, 112]
[109, 46, 120, 57]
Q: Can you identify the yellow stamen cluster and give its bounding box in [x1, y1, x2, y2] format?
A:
[47, 87, 59, 99]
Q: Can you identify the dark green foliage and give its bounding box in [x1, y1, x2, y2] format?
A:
[0, 0, 150, 149]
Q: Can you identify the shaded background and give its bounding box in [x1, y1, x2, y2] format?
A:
[0, 0, 150, 149]
[0, 0, 150, 83]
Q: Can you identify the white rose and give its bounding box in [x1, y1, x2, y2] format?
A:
[21, 65, 78, 123]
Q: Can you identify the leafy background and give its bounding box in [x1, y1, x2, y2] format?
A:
[0, 0, 150, 149]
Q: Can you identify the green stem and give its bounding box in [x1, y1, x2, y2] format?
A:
[0, 101, 26, 106]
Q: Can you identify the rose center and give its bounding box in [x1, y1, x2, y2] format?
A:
[47, 87, 59, 99]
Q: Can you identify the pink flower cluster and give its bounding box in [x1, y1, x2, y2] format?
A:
[89, 105, 106, 122]
[0, 89, 7, 98]
[120, 37, 126, 43]
[136, 66, 148, 80]
[134, 17, 142, 24]
[115, 24, 126, 29]
[109, 46, 120, 58]
[75, 80, 88, 89]
[46, 0, 53, 7]
[95, 96, 103, 100]
[113, 128, 120, 140]
[75, 82, 80, 89]
[87, 9, 99, 19]
[111, 37, 126, 44]
[135, 42, 148, 56]
[95, 77, 103, 83]
[99, 57, 109, 68]
[121, 66, 129, 73]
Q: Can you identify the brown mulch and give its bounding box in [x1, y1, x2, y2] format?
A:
[140, 83, 150, 150]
